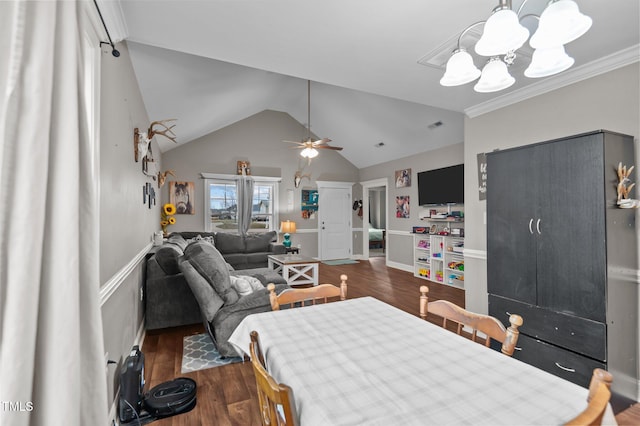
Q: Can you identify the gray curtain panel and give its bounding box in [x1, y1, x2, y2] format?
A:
[236, 176, 254, 236]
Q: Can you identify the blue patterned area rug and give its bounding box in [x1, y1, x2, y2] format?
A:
[181, 333, 242, 373]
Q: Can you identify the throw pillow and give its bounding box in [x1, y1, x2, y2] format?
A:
[186, 234, 215, 246]
[181, 240, 239, 305]
[179, 259, 224, 322]
[229, 275, 264, 297]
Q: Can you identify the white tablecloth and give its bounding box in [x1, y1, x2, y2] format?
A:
[229, 297, 616, 426]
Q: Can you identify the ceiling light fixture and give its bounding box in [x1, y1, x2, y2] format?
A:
[440, 0, 592, 93]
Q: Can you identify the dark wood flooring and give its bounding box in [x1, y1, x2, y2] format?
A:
[142, 257, 640, 425]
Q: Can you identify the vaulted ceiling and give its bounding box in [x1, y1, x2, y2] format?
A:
[113, 0, 639, 168]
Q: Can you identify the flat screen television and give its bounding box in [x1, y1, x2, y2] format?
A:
[418, 164, 464, 205]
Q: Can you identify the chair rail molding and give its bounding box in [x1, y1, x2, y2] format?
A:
[464, 248, 487, 260]
[100, 242, 152, 306]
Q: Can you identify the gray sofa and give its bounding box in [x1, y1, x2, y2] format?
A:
[145, 232, 288, 339]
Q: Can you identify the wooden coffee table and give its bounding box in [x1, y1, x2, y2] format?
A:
[267, 254, 320, 287]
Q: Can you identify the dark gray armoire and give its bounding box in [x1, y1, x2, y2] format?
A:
[486, 130, 638, 399]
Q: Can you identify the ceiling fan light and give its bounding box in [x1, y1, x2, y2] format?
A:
[475, 9, 530, 56]
[440, 49, 481, 86]
[474, 57, 515, 93]
[300, 147, 319, 158]
[524, 45, 574, 78]
[530, 0, 592, 49]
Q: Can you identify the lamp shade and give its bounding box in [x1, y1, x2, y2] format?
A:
[300, 147, 319, 158]
[474, 57, 515, 93]
[280, 220, 296, 248]
[475, 9, 530, 56]
[524, 45, 574, 78]
[440, 49, 481, 86]
[530, 0, 592, 49]
[280, 220, 297, 234]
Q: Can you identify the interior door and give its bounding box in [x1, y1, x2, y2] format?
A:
[318, 186, 352, 260]
[487, 147, 537, 304]
[535, 134, 606, 321]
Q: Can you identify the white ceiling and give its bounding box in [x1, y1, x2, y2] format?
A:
[114, 0, 640, 169]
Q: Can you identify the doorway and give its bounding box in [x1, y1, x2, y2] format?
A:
[361, 178, 388, 260]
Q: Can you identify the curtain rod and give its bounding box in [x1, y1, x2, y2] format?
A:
[93, 0, 120, 57]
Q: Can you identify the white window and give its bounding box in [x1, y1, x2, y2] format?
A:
[202, 174, 280, 233]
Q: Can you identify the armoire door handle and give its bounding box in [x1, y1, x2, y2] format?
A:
[528, 219, 534, 234]
[536, 219, 541, 234]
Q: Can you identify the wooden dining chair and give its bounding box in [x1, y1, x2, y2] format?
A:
[249, 331, 299, 426]
[565, 368, 613, 426]
[419, 285, 523, 356]
[267, 274, 347, 310]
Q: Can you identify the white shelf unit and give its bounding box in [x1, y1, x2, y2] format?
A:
[413, 220, 464, 289]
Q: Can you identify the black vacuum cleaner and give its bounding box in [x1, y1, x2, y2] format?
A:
[119, 345, 197, 425]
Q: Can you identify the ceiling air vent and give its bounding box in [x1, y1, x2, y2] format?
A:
[417, 26, 533, 73]
[374, 142, 385, 148]
[428, 121, 443, 129]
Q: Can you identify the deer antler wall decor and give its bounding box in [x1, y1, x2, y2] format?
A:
[294, 170, 311, 188]
[134, 119, 178, 162]
[157, 170, 176, 188]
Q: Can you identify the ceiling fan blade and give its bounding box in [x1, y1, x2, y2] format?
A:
[317, 145, 343, 151]
[283, 140, 304, 145]
[312, 138, 332, 146]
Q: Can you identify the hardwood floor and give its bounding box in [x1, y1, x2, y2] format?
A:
[141, 257, 640, 425]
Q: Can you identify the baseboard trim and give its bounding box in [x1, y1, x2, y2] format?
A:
[100, 242, 152, 306]
[387, 260, 413, 273]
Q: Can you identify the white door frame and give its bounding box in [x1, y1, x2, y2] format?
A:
[316, 181, 353, 260]
[361, 178, 389, 260]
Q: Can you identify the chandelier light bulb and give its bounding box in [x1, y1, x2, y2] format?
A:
[474, 57, 515, 93]
[530, 0, 592, 49]
[525, 45, 575, 78]
[475, 8, 530, 56]
[440, 49, 481, 86]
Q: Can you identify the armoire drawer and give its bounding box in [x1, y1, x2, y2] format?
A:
[489, 294, 606, 361]
[513, 334, 606, 388]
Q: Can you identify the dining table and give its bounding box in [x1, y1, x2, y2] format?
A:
[228, 296, 617, 426]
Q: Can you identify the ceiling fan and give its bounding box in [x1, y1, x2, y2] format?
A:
[283, 80, 343, 159]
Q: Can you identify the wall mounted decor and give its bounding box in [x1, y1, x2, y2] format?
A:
[169, 181, 195, 214]
[395, 168, 411, 188]
[301, 189, 318, 219]
[616, 162, 638, 208]
[237, 161, 251, 176]
[143, 182, 156, 208]
[134, 119, 177, 162]
[396, 195, 410, 218]
[157, 170, 176, 188]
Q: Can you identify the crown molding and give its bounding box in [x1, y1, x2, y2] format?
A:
[465, 44, 640, 118]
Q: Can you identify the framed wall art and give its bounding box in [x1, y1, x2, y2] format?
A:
[169, 181, 195, 214]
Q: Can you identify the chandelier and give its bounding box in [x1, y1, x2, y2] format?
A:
[440, 0, 592, 93]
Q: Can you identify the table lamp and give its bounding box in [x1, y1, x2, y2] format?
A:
[280, 220, 296, 248]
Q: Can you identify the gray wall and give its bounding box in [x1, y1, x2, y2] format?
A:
[359, 143, 465, 268]
[99, 41, 156, 405]
[161, 110, 359, 258]
[463, 62, 640, 315]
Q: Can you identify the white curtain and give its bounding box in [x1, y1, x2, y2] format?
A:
[237, 176, 254, 236]
[0, 2, 108, 425]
